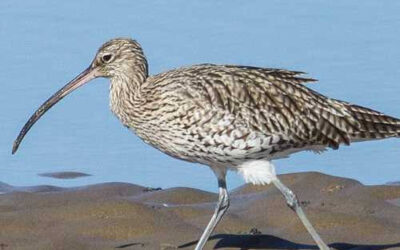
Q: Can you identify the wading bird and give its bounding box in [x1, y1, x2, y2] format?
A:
[13, 38, 400, 250]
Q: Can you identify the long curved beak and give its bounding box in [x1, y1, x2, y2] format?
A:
[12, 66, 99, 154]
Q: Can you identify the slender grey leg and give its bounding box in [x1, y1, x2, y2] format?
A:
[272, 178, 329, 250]
[195, 170, 229, 250]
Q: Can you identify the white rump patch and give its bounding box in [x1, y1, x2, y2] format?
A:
[237, 160, 277, 185]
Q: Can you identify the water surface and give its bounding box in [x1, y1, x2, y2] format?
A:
[1, 1, 400, 192]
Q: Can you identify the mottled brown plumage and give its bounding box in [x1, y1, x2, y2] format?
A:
[100, 39, 400, 169]
[13, 38, 400, 250]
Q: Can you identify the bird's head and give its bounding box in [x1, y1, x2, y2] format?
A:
[12, 38, 148, 154]
[92, 38, 148, 78]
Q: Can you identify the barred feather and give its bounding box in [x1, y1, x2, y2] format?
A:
[346, 104, 400, 141]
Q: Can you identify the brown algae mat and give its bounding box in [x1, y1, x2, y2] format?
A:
[1, 172, 400, 250]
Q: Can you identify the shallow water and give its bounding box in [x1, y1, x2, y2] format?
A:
[1, 1, 400, 192]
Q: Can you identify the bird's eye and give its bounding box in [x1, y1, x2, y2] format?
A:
[101, 54, 113, 63]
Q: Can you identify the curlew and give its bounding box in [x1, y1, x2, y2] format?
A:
[12, 38, 400, 250]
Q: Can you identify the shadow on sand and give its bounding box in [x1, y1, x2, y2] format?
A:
[177, 234, 400, 250]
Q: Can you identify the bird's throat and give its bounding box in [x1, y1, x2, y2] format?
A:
[109, 71, 146, 128]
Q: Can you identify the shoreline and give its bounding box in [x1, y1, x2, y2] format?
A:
[1, 172, 400, 249]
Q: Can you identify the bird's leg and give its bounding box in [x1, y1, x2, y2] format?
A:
[195, 168, 229, 250]
[272, 178, 329, 250]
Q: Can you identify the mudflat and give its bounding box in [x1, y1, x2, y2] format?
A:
[1, 172, 400, 250]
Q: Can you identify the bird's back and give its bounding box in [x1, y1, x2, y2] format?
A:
[129, 64, 400, 166]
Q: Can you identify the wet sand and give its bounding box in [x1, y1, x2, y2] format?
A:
[38, 171, 91, 179]
[1, 172, 400, 250]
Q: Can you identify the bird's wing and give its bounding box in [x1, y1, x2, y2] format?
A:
[176, 65, 363, 149]
[150, 64, 400, 150]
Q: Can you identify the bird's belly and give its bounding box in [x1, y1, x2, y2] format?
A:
[133, 121, 294, 167]
[126, 105, 325, 167]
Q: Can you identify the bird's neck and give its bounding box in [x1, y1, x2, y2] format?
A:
[109, 64, 148, 127]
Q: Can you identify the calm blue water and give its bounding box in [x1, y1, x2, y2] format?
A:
[1, 1, 400, 192]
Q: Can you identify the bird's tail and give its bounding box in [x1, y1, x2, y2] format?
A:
[346, 104, 400, 142]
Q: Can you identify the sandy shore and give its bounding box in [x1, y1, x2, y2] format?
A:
[1, 172, 400, 250]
